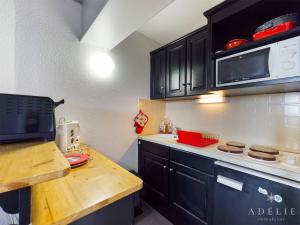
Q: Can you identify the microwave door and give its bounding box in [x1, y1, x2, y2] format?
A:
[216, 45, 275, 87]
[268, 44, 280, 78]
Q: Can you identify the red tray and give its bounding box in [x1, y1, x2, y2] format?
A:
[177, 130, 218, 147]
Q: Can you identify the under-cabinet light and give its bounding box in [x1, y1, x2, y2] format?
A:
[195, 94, 229, 104]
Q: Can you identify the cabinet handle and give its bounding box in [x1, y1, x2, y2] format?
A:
[169, 168, 174, 172]
[163, 165, 167, 169]
[186, 83, 191, 85]
[182, 83, 187, 86]
[217, 175, 243, 191]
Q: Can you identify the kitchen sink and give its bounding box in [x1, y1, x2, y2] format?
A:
[150, 134, 178, 142]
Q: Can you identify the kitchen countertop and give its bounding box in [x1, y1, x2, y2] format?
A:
[31, 144, 143, 225]
[139, 135, 300, 183]
[0, 141, 70, 193]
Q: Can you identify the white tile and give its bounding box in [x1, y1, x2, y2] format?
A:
[284, 105, 300, 116]
[254, 94, 268, 104]
[285, 117, 300, 129]
[166, 92, 300, 154]
[269, 94, 284, 104]
[285, 93, 300, 104]
[268, 105, 284, 114]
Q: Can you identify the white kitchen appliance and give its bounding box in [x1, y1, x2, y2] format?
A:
[56, 118, 80, 153]
[216, 36, 300, 87]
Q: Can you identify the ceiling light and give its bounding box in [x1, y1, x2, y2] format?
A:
[87, 51, 115, 80]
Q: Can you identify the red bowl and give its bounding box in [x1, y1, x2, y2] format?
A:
[225, 39, 248, 50]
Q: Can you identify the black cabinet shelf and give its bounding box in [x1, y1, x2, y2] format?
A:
[213, 26, 300, 59]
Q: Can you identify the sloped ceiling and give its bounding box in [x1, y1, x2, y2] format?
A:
[81, 0, 174, 50]
[138, 0, 224, 45]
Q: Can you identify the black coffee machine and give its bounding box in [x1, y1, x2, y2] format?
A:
[0, 93, 64, 143]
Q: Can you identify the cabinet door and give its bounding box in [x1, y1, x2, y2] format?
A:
[141, 151, 169, 218]
[166, 40, 186, 97]
[169, 161, 213, 225]
[142, 152, 169, 197]
[186, 30, 207, 96]
[150, 50, 166, 99]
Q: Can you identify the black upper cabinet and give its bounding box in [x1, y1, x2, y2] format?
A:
[150, 50, 166, 99]
[166, 40, 187, 98]
[186, 30, 207, 96]
[150, 27, 208, 99]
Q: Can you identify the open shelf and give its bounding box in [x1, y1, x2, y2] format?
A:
[213, 26, 300, 59]
[210, 0, 300, 59]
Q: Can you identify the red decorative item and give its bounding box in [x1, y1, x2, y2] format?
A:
[134, 110, 149, 134]
[65, 153, 89, 168]
[253, 21, 296, 41]
[225, 39, 248, 50]
[177, 130, 218, 148]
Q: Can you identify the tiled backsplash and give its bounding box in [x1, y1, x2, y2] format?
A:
[166, 92, 300, 153]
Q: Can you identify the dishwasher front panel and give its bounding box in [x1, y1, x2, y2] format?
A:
[213, 164, 300, 225]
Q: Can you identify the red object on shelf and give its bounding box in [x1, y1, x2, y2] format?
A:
[253, 21, 296, 41]
[177, 130, 218, 148]
[65, 153, 89, 167]
[225, 39, 248, 50]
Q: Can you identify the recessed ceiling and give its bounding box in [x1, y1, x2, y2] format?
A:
[138, 0, 224, 45]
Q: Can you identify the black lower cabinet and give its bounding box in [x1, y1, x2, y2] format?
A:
[138, 140, 214, 225]
[138, 140, 170, 219]
[142, 151, 169, 218]
[70, 195, 134, 225]
[169, 161, 213, 225]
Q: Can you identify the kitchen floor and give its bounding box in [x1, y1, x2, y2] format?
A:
[0, 207, 19, 225]
[135, 201, 172, 225]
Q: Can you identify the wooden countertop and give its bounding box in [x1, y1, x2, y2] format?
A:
[31, 145, 143, 225]
[0, 141, 70, 193]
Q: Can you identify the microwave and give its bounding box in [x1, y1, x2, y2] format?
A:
[216, 36, 300, 87]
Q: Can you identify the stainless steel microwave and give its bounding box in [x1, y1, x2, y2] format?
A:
[216, 36, 300, 87]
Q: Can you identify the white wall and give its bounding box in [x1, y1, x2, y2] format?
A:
[0, 0, 15, 93]
[166, 93, 300, 153]
[13, 0, 160, 171]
